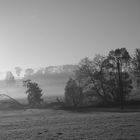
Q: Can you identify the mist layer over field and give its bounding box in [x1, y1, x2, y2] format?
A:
[0, 72, 73, 101]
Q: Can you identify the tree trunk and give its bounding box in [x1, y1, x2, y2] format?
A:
[117, 60, 124, 109]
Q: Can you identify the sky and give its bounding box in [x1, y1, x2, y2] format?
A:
[0, 0, 140, 72]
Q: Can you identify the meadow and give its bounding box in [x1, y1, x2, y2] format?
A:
[0, 108, 140, 140]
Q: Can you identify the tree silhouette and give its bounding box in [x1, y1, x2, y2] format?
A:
[15, 67, 22, 77]
[5, 71, 15, 85]
[107, 48, 131, 109]
[23, 79, 43, 106]
[24, 68, 34, 77]
[74, 49, 132, 108]
[64, 78, 83, 107]
[132, 49, 140, 86]
[75, 56, 110, 103]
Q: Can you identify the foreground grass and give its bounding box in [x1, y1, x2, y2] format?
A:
[0, 108, 140, 140]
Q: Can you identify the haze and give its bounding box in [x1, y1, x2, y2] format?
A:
[0, 0, 140, 71]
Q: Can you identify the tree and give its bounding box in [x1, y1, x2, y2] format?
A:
[64, 78, 84, 107]
[132, 49, 140, 86]
[74, 50, 133, 108]
[24, 68, 34, 77]
[23, 79, 43, 106]
[75, 56, 109, 103]
[15, 67, 22, 77]
[5, 71, 15, 85]
[107, 48, 132, 109]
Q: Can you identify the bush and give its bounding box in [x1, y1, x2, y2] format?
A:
[23, 79, 43, 107]
[63, 78, 84, 108]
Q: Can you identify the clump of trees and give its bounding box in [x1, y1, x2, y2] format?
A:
[62, 48, 140, 109]
[5, 71, 15, 85]
[23, 79, 43, 107]
[20, 48, 140, 109]
[63, 78, 84, 107]
[24, 68, 34, 77]
[15, 67, 22, 77]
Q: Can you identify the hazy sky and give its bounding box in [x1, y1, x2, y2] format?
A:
[0, 0, 140, 71]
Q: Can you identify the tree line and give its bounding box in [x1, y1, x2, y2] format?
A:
[60, 48, 140, 109]
[3, 48, 140, 109]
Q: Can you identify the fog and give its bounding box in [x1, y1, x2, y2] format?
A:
[0, 65, 75, 100]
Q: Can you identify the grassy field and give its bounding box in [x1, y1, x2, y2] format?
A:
[0, 108, 140, 140]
